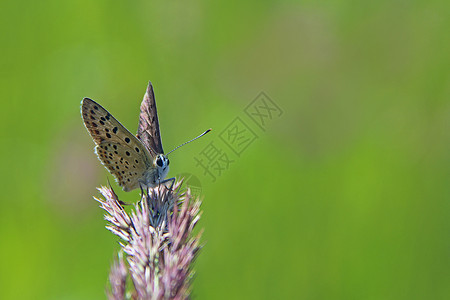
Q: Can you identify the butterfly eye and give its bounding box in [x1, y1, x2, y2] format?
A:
[167, 158, 170, 166]
[156, 157, 163, 167]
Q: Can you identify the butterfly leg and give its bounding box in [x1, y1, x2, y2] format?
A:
[139, 183, 144, 195]
[159, 177, 175, 191]
[139, 183, 146, 201]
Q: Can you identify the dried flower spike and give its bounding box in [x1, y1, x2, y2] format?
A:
[95, 181, 203, 300]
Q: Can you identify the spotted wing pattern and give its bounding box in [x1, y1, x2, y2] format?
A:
[137, 81, 164, 156]
[81, 98, 153, 191]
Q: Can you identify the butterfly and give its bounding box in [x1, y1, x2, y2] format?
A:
[81, 81, 210, 192]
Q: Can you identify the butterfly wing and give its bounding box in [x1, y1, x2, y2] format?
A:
[81, 98, 154, 191]
[137, 81, 164, 155]
[94, 142, 154, 191]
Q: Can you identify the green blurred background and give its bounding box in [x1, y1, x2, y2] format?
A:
[1, 0, 449, 299]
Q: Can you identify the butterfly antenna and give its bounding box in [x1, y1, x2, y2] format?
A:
[166, 129, 212, 156]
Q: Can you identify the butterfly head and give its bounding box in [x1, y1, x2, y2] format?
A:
[155, 154, 169, 173]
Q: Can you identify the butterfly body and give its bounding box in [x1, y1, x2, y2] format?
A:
[81, 83, 171, 192]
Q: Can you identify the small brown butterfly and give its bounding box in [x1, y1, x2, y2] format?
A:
[81, 81, 211, 191]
